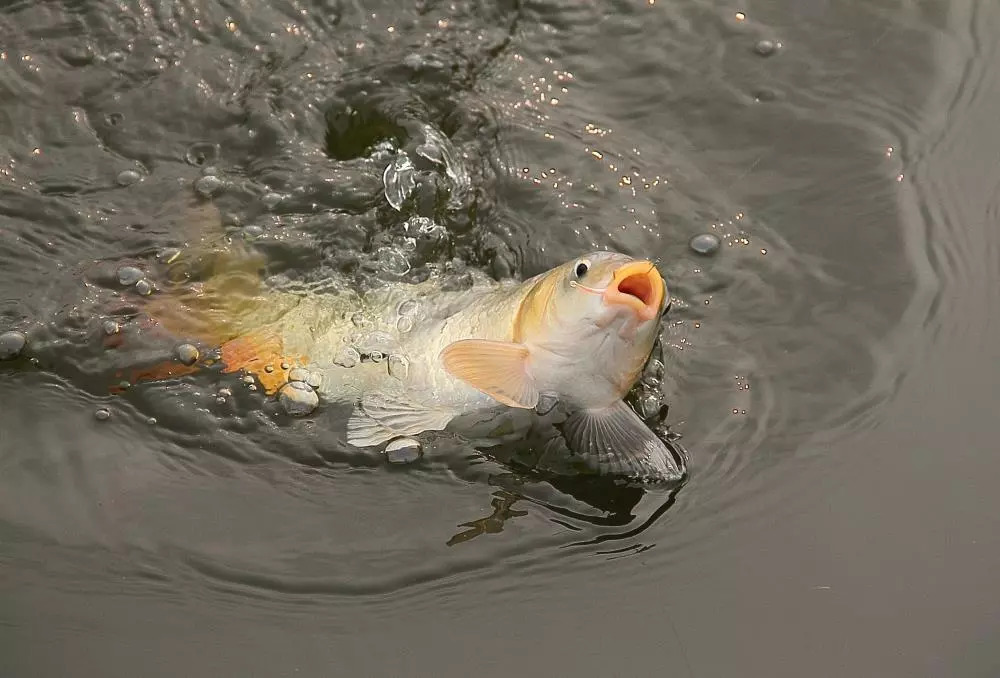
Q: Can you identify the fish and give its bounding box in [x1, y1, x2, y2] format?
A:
[130, 237, 684, 481]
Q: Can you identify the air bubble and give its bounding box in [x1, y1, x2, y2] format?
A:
[754, 39, 779, 57]
[116, 169, 141, 186]
[176, 343, 199, 365]
[689, 233, 721, 256]
[396, 299, 419, 316]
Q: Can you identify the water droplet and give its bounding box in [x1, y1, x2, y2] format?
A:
[369, 350, 385, 363]
[216, 396, 227, 405]
[147, 417, 157, 425]
[754, 39, 778, 57]
[0, 331, 26, 360]
[278, 380, 319, 416]
[194, 174, 223, 197]
[382, 152, 416, 210]
[94, 408, 111, 421]
[689, 233, 721, 256]
[248, 384, 257, 391]
[116, 169, 141, 186]
[288, 367, 309, 383]
[384, 437, 423, 464]
[387, 354, 409, 380]
[377, 247, 411, 276]
[242, 375, 255, 384]
[261, 192, 283, 209]
[218, 388, 232, 398]
[242, 224, 264, 240]
[752, 88, 778, 103]
[415, 124, 469, 205]
[280, 361, 290, 370]
[334, 346, 361, 368]
[176, 343, 199, 365]
[264, 364, 274, 373]
[102, 320, 120, 335]
[135, 279, 154, 296]
[117, 266, 143, 286]
[185, 142, 220, 167]
[396, 315, 413, 333]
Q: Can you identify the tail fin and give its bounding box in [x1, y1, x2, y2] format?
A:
[111, 196, 304, 393]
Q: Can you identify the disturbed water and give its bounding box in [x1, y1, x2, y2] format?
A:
[2, 0, 1000, 676]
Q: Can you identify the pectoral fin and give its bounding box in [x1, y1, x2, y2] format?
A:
[440, 339, 538, 409]
[346, 392, 456, 448]
[562, 401, 685, 481]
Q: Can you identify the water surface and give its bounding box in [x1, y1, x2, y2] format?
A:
[2, 0, 999, 676]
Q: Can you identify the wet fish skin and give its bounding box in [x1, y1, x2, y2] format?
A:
[129, 245, 683, 481]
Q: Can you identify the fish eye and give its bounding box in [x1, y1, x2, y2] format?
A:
[574, 259, 590, 278]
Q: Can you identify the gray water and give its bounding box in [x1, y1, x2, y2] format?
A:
[1, 1, 999, 676]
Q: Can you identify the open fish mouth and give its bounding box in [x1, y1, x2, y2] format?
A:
[603, 260, 664, 321]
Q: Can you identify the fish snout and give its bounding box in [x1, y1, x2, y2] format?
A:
[602, 260, 665, 321]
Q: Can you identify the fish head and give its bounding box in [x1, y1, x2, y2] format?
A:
[516, 251, 669, 404]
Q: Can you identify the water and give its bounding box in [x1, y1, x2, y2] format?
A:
[1, 1, 999, 676]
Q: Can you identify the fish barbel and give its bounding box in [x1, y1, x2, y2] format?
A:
[136, 241, 684, 481]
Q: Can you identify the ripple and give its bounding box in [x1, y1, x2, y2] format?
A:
[0, 0, 965, 611]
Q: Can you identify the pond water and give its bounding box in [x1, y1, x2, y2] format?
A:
[2, 0, 999, 676]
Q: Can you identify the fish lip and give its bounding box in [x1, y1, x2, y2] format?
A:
[602, 260, 664, 322]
